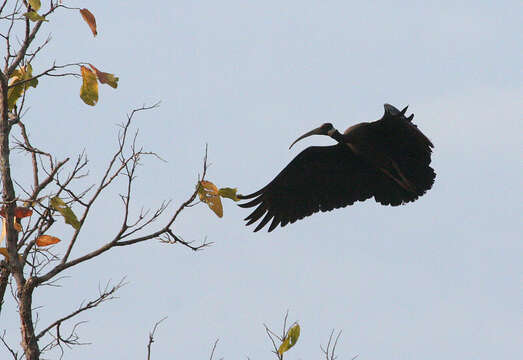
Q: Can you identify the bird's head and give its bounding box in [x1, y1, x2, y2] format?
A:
[289, 123, 337, 149]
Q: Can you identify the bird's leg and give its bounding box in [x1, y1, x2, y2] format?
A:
[379, 163, 416, 194]
[391, 161, 417, 193]
[354, 142, 417, 194]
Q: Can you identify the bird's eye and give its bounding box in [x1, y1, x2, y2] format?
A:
[322, 123, 333, 130]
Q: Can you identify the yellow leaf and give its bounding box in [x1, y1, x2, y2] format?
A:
[13, 218, 22, 232]
[0, 218, 23, 242]
[6, 82, 22, 110]
[22, 201, 36, 208]
[50, 196, 81, 230]
[278, 324, 300, 355]
[7, 64, 39, 110]
[218, 187, 240, 202]
[89, 64, 119, 88]
[208, 196, 223, 218]
[36, 235, 61, 247]
[198, 181, 223, 218]
[24, 11, 48, 22]
[79, 8, 97, 36]
[0, 219, 5, 245]
[80, 66, 98, 106]
[29, 0, 41, 11]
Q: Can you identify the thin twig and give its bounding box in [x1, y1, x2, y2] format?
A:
[209, 339, 219, 360]
[146, 317, 167, 360]
[0, 330, 19, 360]
[35, 279, 126, 340]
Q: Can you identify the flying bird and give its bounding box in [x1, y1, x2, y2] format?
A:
[238, 104, 436, 232]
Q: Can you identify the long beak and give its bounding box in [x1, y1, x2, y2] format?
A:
[289, 126, 325, 149]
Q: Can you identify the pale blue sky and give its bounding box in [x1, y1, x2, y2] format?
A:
[2, 1, 522, 359]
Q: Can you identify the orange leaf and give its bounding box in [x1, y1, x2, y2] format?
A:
[199, 180, 219, 196]
[88, 64, 119, 88]
[16, 207, 33, 218]
[79, 8, 97, 36]
[0, 206, 33, 218]
[36, 235, 61, 247]
[198, 181, 223, 218]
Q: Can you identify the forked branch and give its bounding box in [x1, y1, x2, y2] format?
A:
[35, 279, 126, 341]
[34, 104, 211, 286]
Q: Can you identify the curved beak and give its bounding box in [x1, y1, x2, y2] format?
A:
[289, 126, 325, 149]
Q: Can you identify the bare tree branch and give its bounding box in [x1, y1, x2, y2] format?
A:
[0, 329, 19, 360]
[6, 18, 43, 76]
[5, 1, 67, 77]
[320, 329, 344, 360]
[36, 279, 126, 340]
[36, 146, 209, 286]
[209, 338, 220, 360]
[40, 320, 90, 359]
[7, 62, 84, 90]
[146, 316, 167, 360]
[0, 0, 10, 16]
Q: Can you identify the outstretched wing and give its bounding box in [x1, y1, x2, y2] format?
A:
[239, 144, 380, 232]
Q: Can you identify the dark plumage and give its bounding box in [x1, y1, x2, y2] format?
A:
[238, 104, 436, 232]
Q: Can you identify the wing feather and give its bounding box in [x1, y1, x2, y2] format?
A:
[239, 144, 376, 231]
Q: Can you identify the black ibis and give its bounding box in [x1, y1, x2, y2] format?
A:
[238, 104, 436, 232]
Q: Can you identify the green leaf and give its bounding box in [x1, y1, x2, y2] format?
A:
[277, 324, 300, 355]
[80, 66, 98, 106]
[50, 196, 81, 230]
[218, 187, 240, 202]
[7, 64, 38, 110]
[29, 0, 41, 11]
[7, 84, 23, 111]
[24, 11, 48, 22]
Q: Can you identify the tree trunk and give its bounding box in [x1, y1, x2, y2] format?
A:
[19, 279, 39, 360]
[0, 72, 40, 359]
